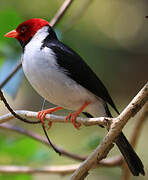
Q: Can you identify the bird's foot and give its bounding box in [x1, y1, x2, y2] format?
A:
[65, 112, 81, 129]
[38, 107, 63, 129]
[65, 101, 90, 130]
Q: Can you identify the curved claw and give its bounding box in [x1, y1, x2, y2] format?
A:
[65, 112, 81, 130]
[38, 110, 47, 126]
[65, 102, 90, 130]
[37, 107, 63, 129]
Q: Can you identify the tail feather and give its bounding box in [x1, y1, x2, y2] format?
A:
[115, 132, 145, 176]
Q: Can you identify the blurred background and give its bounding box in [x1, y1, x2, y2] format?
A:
[0, 0, 148, 179]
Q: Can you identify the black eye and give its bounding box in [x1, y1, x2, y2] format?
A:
[20, 26, 27, 33]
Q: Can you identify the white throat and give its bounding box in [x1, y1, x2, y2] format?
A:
[28, 26, 49, 44]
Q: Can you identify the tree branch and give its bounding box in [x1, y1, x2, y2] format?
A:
[70, 82, 148, 179]
[0, 110, 109, 127]
[0, 164, 79, 175]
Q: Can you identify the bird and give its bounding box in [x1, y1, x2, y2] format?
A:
[5, 18, 145, 176]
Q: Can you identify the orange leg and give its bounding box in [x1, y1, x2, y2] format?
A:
[38, 107, 63, 129]
[65, 101, 90, 130]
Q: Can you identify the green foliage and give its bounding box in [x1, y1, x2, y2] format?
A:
[0, 137, 34, 163]
[0, 9, 22, 58]
[0, 174, 31, 180]
[0, 9, 21, 71]
[0, 135, 51, 164]
[0, 9, 22, 43]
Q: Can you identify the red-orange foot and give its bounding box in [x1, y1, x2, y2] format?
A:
[38, 107, 63, 129]
[65, 101, 90, 130]
[65, 112, 82, 129]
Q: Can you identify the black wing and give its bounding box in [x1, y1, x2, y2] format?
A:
[43, 38, 119, 114]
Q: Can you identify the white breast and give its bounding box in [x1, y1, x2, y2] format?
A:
[22, 26, 106, 117]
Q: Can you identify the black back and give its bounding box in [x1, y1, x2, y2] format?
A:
[42, 26, 119, 114]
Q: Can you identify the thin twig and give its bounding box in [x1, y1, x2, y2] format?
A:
[42, 124, 61, 155]
[50, 0, 74, 27]
[70, 82, 148, 180]
[0, 164, 79, 175]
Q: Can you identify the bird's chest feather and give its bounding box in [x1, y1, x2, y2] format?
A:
[22, 42, 95, 109]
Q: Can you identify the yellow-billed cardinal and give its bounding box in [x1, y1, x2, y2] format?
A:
[5, 18, 144, 176]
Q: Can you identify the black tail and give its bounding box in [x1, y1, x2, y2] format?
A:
[115, 132, 145, 176]
[105, 104, 145, 176]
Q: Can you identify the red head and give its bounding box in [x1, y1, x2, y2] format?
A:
[5, 18, 49, 43]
